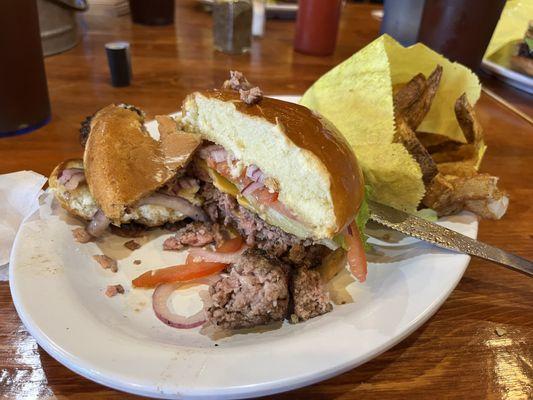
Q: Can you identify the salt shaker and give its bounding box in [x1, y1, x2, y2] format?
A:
[213, 0, 253, 54]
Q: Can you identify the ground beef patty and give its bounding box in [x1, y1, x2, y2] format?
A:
[206, 249, 289, 329]
[201, 183, 329, 267]
[292, 267, 332, 321]
[163, 221, 225, 250]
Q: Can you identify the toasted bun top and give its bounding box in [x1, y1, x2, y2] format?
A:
[185, 90, 364, 235]
[83, 105, 201, 222]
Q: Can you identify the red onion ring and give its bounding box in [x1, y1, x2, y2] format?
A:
[245, 164, 259, 178]
[241, 181, 263, 196]
[139, 194, 207, 221]
[58, 168, 85, 186]
[152, 276, 220, 329]
[187, 246, 247, 265]
[86, 209, 110, 237]
[63, 172, 86, 190]
[210, 149, 227, 163]
[198, 144, 224, 160]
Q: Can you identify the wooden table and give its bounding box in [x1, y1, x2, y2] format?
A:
[1, 2, 532, 398]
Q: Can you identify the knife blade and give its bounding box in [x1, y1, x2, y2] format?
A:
[368, 200, 533, 277]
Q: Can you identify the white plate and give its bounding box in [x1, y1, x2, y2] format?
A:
[9, 96, 478, 399]
[482, 40, 533, 94]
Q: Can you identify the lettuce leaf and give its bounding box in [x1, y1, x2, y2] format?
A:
[356, 185, 372, 250]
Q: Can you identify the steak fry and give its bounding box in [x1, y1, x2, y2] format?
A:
[394, 117, 438, 185]
[417, 94, 483, 165]
[393, 65, 443, 130]
[423, 173, 509, 220]
[392, 66, 443, 186]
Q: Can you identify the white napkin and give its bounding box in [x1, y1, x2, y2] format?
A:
[0, 171, 47, 280]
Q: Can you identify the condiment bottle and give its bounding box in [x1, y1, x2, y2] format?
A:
[213, 0, 253, 54]
[294, 0, 343, 56]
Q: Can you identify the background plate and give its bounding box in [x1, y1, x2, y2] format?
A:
[482, 40, 533, 95]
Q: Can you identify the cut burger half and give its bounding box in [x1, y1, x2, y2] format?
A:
[49, 104, 204, 237]
[178, 86, 367, 271]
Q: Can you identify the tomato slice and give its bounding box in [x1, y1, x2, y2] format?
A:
[132, 262, 227, 288]
[132, 237, 244, 288]
[344, 221, 367, 283]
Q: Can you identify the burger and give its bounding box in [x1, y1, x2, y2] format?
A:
[49, 73, 369, 330]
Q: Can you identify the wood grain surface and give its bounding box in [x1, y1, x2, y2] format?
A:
[1, 2, 532, 399]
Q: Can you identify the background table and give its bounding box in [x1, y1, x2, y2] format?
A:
[1, 2, 532, 398]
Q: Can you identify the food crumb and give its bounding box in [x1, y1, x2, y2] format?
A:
[105, 284, 124, 297]
[495, 327, 507, 336]
[93, 255, 118, 272]
[133, 259, 142, 265]
[124, 240, 141, 250]
[289, 314, 299, 324]
[214, 344, 219, 347]
[72, 227, 92, 243]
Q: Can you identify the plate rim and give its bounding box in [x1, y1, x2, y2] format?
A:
[9, 219, 475, 399]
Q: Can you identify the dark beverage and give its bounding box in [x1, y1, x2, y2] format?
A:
[0, 0, 51, 137]
[294, 0, 342, 56]
[380, 0, 426, 46]
[129, 0, 175, 26]
[418, 0, 506, 70]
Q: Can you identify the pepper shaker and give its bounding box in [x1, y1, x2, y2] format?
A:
[213, 0, 253, 54]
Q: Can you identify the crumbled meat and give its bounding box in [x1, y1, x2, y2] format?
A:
[292, 268, 332, 321]
[124, 240, 141, 250]
[110, 222, 147, 238]
[222, 70, 263, 105]
[206, 249, 289, 329]
[222, 70, 253, 91]
[200, 182, 328, 267]
[72, 227, 92, 243]
[133, 259, 142, 265]
[93, 255, 118, 272]
[105, 284, 125, 297]
[163, 221, 225, 250]
[239, 86, 263, 105]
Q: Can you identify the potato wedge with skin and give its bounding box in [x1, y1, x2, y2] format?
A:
[423, 172, 509, 219]
[393, 65, 443, 131]
[437, 161, 477, 177]
[417, 94, 484, 166]
[454, 93, 481, 144]
[394, 117, 438, 186]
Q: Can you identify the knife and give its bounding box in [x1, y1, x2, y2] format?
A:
[368, 200, 533, 277]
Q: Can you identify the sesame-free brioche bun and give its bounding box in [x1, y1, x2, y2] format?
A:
[84, 105, 202, 223]
[180, 89, 364, 239]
